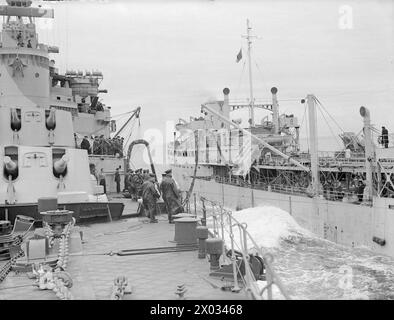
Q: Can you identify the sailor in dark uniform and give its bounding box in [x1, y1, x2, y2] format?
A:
[80, 136, 91, 154]
[142, 173, 160, 223]
[114, 168, 121, 193]
[382, 126, 389, 148]
[160, 169, 183, 223]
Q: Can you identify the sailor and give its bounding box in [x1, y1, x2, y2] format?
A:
[142, 169, 150, 181]
[114, 167, 121, 193]
[160, 169, 183, 224]
[93, 136, 100, 154]
[16, 31, 23, 47]
[119, 137, 124, 157]
[98, 168, 106, 194]
[131, 169, 144, 199]
[127, 170, 136, 199]
[382, 126, 389, 148]
[124, 169, 131, 192]
[107, 138, 114, 156]
[357, 180, 365, 203]
[96, 102, 104, 112]
[129, 171, 136, 200]
[333, 180, 343, 201]
[142, 173, 160, 223]
[97, 135, 104, 154]
[80, 136, 91, 154]
[27, 39, 32, 48]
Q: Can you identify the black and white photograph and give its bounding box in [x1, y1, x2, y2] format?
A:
[0, 0, 394, 307]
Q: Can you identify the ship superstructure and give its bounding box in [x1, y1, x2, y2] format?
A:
[170, 20, 394, 257]
[0, 0, 124, 221]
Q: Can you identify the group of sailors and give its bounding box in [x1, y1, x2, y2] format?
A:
[79, 135, 124, 157]
[16, 31, 32, 48]
[322, 178, 366, 203]
[124, 169, 183, 223]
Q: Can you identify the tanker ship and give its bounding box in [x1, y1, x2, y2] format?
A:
[0, 0, 125, 222]
[169, 20, 394, 258]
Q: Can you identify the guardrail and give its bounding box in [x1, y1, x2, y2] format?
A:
[200, 196, 291, 300]
[211, 175, 376, 203]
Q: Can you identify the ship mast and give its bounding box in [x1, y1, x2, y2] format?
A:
[242, 19, 256, 128]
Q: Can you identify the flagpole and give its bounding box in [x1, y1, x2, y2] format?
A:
[246, 19, 254, 128]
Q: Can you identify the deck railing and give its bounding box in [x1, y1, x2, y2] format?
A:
[211, 175, 375, 203]
[200, 197, 291, 300]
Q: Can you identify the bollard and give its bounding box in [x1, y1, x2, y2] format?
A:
[196, 226, 209, 259]
[174, 217, 198, 245]
[205, 238, 223, 271]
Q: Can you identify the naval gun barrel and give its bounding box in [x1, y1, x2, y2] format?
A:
[10, 108, 21, 131]
[46, 108, 56, 130]
[53, 155, 69, 174]
[4, 156, 17, 174]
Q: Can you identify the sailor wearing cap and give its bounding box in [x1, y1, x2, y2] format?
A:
[80, 136, 91, 154]
[129, 169, 143, 200]
[160, 169, 183, 223]
[142, 173, 160, 223]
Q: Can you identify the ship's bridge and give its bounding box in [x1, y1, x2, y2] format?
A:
[0, 0, 55, 107]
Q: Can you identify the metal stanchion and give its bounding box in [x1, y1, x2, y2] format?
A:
[228, 211, 240, 292]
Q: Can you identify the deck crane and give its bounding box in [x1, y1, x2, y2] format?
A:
[113, 107, 157, 181]
[113, 107, 141, 139]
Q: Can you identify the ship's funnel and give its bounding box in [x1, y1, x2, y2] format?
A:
[221, 88, 230, 120]
[10, 108, 21, 131]
[46, 108, 56, 130]
[271, 87, 279, 134]
[4, 156, 17, 174]
[360, 106, 370, 119]
[53, 155, 69, 175]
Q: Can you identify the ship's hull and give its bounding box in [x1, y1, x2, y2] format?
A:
[174, 166, 394, 258]
[0, 201, 124, 225]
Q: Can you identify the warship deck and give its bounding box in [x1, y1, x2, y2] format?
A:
[0, 198, 248, 300]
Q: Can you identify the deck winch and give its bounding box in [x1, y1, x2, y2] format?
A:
[206, 238, 224, 271]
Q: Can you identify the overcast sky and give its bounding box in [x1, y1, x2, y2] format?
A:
[33, 0, 393, 164]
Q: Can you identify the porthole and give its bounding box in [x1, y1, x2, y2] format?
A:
[35, 73, 39, 78]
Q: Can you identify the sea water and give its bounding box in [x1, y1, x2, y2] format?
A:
[220, 206, 394, 300]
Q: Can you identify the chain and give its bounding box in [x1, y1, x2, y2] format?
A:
[33, 218, 75, 300]
[0, 233, 26, 283]
[0, 247, 25, 283]
[43, 222, 55, 248]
